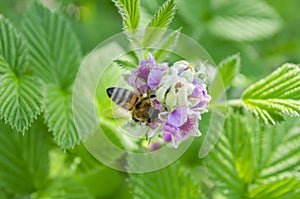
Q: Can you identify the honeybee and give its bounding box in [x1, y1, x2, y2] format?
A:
[106, 87, 159, 123]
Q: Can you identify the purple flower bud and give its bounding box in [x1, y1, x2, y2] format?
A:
[148, 69, 163, 90]
[162, 123, 181, 144]
[167, 106, 188, 127]
[196, 97, 211, 107]
[136, 64, 150, 81]
[125, 56, 167, 94]
[192, 77, 205, 97]
[163, 131, 173, 142]
[128, 73, 137, 88]
[155, 63, 169, 71]
[192, 86, 203, 98]
[153, 99, 162, 111]
[163, 123, 180, 134]
[139, 55, 156, 68]
[150, 142, 161, 151]
[179, 116, 198, 136]
[136, 78, 148, 94]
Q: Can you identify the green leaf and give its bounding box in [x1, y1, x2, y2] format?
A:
[208, 0, 282, 42]
[0, 119, 49, 195]
[248, 118, 300, 198]
[0, 15, 26, 74]
[80, 166, 123, 198]
[210, 54, 240, 101]
[114, 59, 137, 69]
[38, 178, 93, 199]
[21, 4, 82, 148]
[198, 110, 226, 158]
[0, 70, 44, 132]
[249, 178, 300, 199]
[153, 28, 181, 62]
[21, 4, 82, 87]
[242, 64, 300, 125]
[0, 15, 43, 133]
[128, 162, 205, 199]
[64, 144, 102, 173]
[147, 0, 176, 29]
[44, 85, 79, 149]
[112, 0, 140, 32]
[99, 120, 124, 149]
[142, 0, 176, 46]
[207, 114, 300, 198]
[253, 119, 300, 181]
[206, 114, 251, 198]
[0, 188, 8, 199]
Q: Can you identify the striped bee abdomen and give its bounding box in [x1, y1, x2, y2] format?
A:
[106, 87, 138, 110]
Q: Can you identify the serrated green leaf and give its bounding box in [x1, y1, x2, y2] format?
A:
[249, 178, 300, 199]
[21, 4, 82, 87]
[21, 4, 82, 148]
[208, 0, 282, 42]
[0, 15, 26, 73]
[210, 54, 240, 101]
[207, 114, 300, 198]
[112, 0, 140, 32]
[114, 59, 137, 69]
[0, 119, 49, 195]
[206, 114, 251, 198]
[128, 162, 205, 199]
[38, 178, 93, 199]
[114, 51, 139, 70]
[0, 16, 43, 132]
[0, 57, 43, 133]
[147, 0, 176, 28]
[44, 85, 79, 149]
[254, 119, 300, 181]
[153, 28, 181, 62]
[142, 0, 176, 46]
[242, 64, 300, 125]
[248, 118, 300, 198]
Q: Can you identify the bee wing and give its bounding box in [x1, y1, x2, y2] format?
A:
[122, 122, 148, 137]
[102, 106, 131, 119]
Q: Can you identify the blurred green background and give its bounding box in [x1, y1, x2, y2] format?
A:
[0, 0, 300, 198]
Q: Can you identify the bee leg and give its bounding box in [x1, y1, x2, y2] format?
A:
[133, 117, 139, 122]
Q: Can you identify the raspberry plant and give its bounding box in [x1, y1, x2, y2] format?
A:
[0, 0, 299, 198]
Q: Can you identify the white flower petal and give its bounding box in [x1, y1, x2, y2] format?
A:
[165, 90, 177, 109]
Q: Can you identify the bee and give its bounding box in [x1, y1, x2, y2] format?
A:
[106, 87, 159, 123]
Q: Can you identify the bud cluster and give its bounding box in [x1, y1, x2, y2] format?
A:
[124, 55, 211, 148]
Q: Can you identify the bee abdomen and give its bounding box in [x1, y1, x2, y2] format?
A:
[106, 87, 137, 110]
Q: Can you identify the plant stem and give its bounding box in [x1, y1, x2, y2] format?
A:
[211, 99, 243, 109]
[226, 99, 243, 107]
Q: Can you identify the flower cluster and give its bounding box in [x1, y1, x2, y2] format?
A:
[124, 55, 211, 148]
